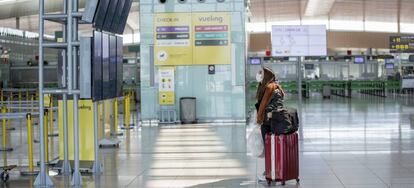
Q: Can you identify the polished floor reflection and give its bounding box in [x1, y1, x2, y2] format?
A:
[1, 96, 414, 187]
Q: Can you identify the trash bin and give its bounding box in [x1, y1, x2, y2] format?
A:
[180, 97, 196, 124]
[322, 85, 331, 99]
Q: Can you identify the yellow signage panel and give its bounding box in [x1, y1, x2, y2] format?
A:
[159, 91, 175, 105]
[43, 94, 51, 107]
[158, 67, 175, 105]
[154, 13, 193, 65]
[192, 12, 231, 65]
[58, 100, 95, 161]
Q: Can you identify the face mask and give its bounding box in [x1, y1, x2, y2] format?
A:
[256, 72, 263, 83]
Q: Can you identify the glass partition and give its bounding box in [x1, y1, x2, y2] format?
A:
[140, 0, 246, 121]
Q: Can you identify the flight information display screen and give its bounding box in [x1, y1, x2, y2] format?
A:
[102, 32, 110, 99]
[110, 0, 126, 33]
[92, 31, 103, 101]
[103, 0, 119, 32]
[116, 36, 123, 97]
[249, 57, 261, 65]
[109, 35, 117, 96]
[390, 36, 414, 53]
[117, 0, 133, 34]
[82, 0, 133, 34]
[385, 63, 394, 69]
[271, 25, 327, 57]
[354, 56, 365, 64]
[93, 0, 110, 29]
[304, 64, 315, 70]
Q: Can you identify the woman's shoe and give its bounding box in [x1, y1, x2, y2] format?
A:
[257, 171, 266, 183]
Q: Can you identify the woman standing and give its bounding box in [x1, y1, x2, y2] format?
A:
[255, 67, 285, 141]
[255, 67, 285, 181]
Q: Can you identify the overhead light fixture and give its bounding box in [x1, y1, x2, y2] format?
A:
[0, 0, 27, 5]
[0, 0, 16, 3]
[305, 0, 336, 16]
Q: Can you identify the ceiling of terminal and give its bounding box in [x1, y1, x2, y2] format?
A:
[0, 0, 412, 35]
[249, 0, 414, 26]
[0, 0, 139, 35]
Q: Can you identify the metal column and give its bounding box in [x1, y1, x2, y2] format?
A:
[297, 57, 303, 108]
[61, 0, 71, 175]
[62, 93, 71, 174]
[34, 0, 53, 186]
[92, 102, 103, 173]
[297, 57, 304, 141]
[70, 0, 82, 186]
[36, 0, 82, 186]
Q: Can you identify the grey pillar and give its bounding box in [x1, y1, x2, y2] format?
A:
[34, 0, 54, 186]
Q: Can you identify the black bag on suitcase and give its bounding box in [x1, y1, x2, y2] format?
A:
[271, 107, 299, 135]
[286, 107, 299, 128]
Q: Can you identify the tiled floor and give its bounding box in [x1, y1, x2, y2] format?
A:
[2, 96, 414, 187]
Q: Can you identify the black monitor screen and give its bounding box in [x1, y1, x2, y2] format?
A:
[409, 55, 414, 62]
[117, 0, 133, 34]
[385, 63, 394, 69]
[110, 0, 126, 33]
[93, 0, 110, 30]
[109, 35, 117, 99]
[103, 0, 119, 32]
[304, 64, 315, 70]
[354, 56, 365, 64]
[263, 57, 271, 61]
[92, 31, 103, 101]
[249, 57, 261, 65]
[102, 33, 110, 99]
[116, 36, 123, 97]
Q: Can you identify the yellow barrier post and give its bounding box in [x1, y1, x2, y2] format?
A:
[127, 93, 131, 128]
[98, 102, 101, 139]
[2, 107, 6, 149]
[7, 105, 11, 130]
[114, 99, 118, 134]
[44, 110, 49, 163]
[7, 91, 12, 130]
[132, 90, 137, 125]
[25, 90, 29, 102]
[27, 113, 33, 171]
[0, 89, 3, 103]
[124, 94, 131, 129]
[130, 90, 134, 114]
[112, 98, 122, 136]
[0, 107, 12, 151]
[49, 95, 55, 137]
[31, 94, 34, 113]
[21, 113, 39, 176]
[18, 90, 22, 112]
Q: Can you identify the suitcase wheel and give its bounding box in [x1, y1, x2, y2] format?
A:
[296, 179, 300, 183]
[266, 179, 271, 186]
[281, 181, 285, 186]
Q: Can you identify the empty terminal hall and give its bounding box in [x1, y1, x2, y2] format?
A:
[1, 0, 414, 188]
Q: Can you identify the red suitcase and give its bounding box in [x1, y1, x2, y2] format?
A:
[264, 132, 299, 185]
